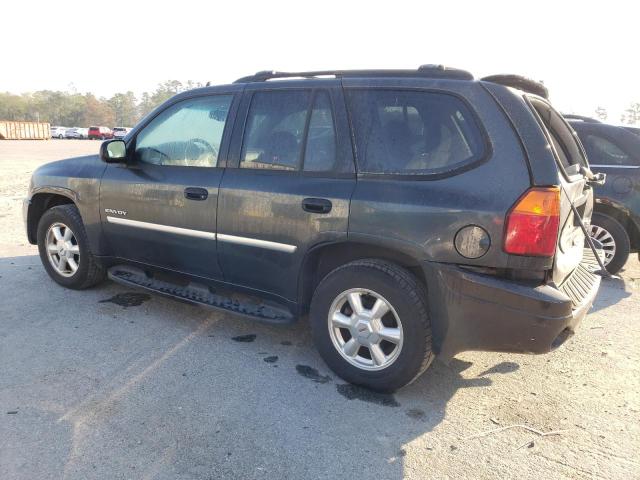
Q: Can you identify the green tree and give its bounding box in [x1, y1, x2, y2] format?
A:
[594, 106, 607, 121]
[108, 91, 138, 127]
[623, 103, 640, 125]
[0, 80, 204, 126]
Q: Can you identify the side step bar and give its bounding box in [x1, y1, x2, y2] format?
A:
[108, 266, 295, 324]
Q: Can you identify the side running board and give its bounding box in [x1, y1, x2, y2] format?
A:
[108, 266, 295, 324]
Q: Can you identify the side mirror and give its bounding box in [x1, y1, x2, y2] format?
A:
[100, 139, 127, 163]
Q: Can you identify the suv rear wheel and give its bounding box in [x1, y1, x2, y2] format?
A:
[37, 204, 106, 289]
[589, 212, 630, 275]
[310, 259, 433, 392]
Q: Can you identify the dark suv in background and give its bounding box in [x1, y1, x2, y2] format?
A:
[566, 115, 640, 274]
[24, 66, 602, 391]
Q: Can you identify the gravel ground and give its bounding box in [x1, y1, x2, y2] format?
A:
[1, 140, 639, 480]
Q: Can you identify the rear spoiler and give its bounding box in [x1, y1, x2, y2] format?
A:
[481, 74, 549, 99]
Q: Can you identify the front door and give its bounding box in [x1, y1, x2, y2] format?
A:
[100, 92, 237, 279]
[216, 84, 356, 301]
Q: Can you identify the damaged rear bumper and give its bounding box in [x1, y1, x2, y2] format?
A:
[423, 250, 601, 360]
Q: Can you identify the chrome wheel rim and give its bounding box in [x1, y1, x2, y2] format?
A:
[328, 288, 403, 371]
[45, 222, 80, 277]
[589, 224, 616, 266]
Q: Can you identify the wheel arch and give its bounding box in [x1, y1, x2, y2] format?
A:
[297, 240, 428, 314]
[594, 199, 640, 251]
[27, 191, 77, 244]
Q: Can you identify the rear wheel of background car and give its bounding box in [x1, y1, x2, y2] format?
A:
[100, 135, 105, 140]
[309, 259, 433, 392]
[37, 204, 106, 289]
[589, 212, 630, 275]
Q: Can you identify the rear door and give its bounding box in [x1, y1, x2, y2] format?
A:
[528, 98, 593, 284]
[216, 82, 356, 302]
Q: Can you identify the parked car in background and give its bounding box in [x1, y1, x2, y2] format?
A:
[50, 126, 66, 139]
[64, 127, 83, 139]
[88, 126, 113, 140]
[568, 116, 640, 274]
[76, 127, 89, 139]
[112, 127, 131, 139]
[24, 66, 603, 392]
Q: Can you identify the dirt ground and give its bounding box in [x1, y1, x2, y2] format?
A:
[1, 140, 639, 479]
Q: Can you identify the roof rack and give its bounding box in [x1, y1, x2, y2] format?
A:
[233, 65, 474, 83]
[561, 114, 601, 123]
[481, 74, 549, 99]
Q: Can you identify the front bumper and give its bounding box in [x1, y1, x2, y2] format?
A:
[423, 252, 601, 360]
[23, 197, 31, 240]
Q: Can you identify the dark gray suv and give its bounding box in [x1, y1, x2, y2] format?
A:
[24, 66, 602, 391]
[565, 116, 640, 274]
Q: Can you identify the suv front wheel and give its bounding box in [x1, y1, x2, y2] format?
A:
[37, 204, 106, 289]
[310, 259, 433, 392]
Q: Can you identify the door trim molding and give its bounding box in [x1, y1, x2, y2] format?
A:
[106, 216, 217, 240]
[106, 216, 297, 252]
[217, 233, 297, 253]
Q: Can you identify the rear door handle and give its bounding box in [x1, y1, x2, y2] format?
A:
[302, 197, 332, 214]
[184, 187, 209, 201]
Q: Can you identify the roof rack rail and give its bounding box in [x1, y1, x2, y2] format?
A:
[233, 65, 474, 83]
[561, 114, 601, 123]
[481, 74, 549, 99]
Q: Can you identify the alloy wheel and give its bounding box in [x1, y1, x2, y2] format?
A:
[590, 224, 616, 266]
[328, 288, 403, 371]
[45, 222, 80, 277]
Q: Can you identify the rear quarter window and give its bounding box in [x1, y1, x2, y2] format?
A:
[527, 97, 588, 178]
[346, 89, 486, 175]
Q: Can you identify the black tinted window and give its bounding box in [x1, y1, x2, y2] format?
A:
[347, 90, 485, 174]
[241, 91, 311, 171]
[529, 99, 587, 175]
[583, 134, 632, 166]
[303, 91, 336, 172]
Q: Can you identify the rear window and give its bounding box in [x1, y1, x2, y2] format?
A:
[346, 90, 485, 175]
[528, 98, 587, 177]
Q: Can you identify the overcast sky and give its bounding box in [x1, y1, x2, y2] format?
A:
[2, 1, 638, 123]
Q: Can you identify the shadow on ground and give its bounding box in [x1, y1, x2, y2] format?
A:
[0, 256, 526, 479]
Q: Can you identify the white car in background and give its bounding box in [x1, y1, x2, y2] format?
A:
[64, 128, 79, 139]
[112, 127, 131, 139]
[64, 127, 89, 139]
[50, 126, 66, 139]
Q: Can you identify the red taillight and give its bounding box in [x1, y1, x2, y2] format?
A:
[503, 187, 560, 257]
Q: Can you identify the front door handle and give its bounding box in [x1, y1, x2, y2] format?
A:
[302, 197, 332, 214]
[184, 187, 209, 201]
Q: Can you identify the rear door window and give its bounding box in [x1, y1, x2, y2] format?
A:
[240, 90, 311, 171]
[346, 90, 485, 175]
[303, 91, 337, 172]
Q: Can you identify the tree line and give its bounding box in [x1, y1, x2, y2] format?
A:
[1, 82, 639, 127]
[0, 80, 204, 127]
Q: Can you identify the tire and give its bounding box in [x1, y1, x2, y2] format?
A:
[590, 212, 630, 275]
[37, 204, 106, 289]
[309, 259, 433, 392]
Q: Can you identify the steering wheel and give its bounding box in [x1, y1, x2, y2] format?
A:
[184, 138, 217, 163]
